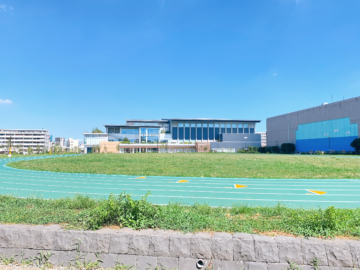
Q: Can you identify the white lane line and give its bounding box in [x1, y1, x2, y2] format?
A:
[2, 181, 360, 196]
[1, 187, 360, 204]
[3, 166, 360, 182]
[0, 175, 360, 188]
[1, 179, 360, 192]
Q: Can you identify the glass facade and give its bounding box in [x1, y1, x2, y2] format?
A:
[209, 124, 214, 140]
[185, 123, 190, 140]
[238, 124, 243, 133]
[203, 123, 208, 140]
[221, 124, 225, 134]
[191, 123, 196, 140]
[232, 124, 237, 133]
[244, 124, 249, 133]
[227, 124, 231, 133]
[179, 123, 184, 140]
[197, 123, 202, 140]
[121, 129, 139, 134]
[215, 124, 220, 141]
[172, 127, 178, 139]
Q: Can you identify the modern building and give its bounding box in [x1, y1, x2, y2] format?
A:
[98, 118, 261, 153]
[55, 137, 66, 147]
[257, 132, 267, 147]
[267, 96, 360, 152]
[0, 129, 51, 153]
[83, 133, 108, 153]
[67, 138, 79, 150]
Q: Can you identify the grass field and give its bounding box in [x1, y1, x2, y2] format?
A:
[1, 193, 359, 238]
[8, 153, 360, 179]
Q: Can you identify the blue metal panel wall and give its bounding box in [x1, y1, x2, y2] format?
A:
[296, 117, 358, 152]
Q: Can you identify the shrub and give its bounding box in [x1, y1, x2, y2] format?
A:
[86, 192, 157, 230]
[350, 138, 360, 154]
[281, 143, 296, 154]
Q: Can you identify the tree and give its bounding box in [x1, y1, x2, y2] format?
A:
[281, 143, 296, 154]
[36, 145, 41, 154]
[27, 146, 33, 155]
[351, 138, 360, 154]
[116, 144, 120, 152]
[92, 127, 103, 133]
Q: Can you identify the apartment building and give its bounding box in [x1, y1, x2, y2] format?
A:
[55, 137, 66, 147]
[0, 129, 50, 153]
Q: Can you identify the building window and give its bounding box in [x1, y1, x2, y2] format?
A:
[172, 126, 178, 140]
[227, 123, 231, 133]
[141, 128, 147, 134]
[108, 127, 115, 134]
[121, 129, 139, 134]
[191, 123, 196, 140]
[209, 123, 214, 140]
[203, 123, 208, 140]
[197, 123, 202, 140]
[147, 128, 159, 135]
[238, 124, 243, 133]
[249, 123, 255, 134]
[232, 124, 237, 133]
[244, 124, 249, 133]
[215, 123, 220, 141]
[147, 136, 159, 143]
[185, 123, 190, 140]
[179, 123, 184, 140]
[221, 123, 225, 134]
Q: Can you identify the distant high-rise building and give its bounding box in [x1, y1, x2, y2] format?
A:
[55, 137, 65, 147]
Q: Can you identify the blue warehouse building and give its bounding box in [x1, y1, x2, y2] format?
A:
[267, 97, 360, 152]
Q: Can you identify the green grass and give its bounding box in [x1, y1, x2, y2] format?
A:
[8, 153, 360, 179]
[1, 193, 360, 238]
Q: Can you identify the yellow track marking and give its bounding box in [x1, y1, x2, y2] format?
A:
[234, 184, 247, 189]
[136, 177, 146, 179]
[177, 180, 189, 183]
[307, 190, 327, 195]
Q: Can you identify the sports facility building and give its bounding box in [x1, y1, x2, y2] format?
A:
[267, 96, 360, 152]
[92, 118, 262, 153]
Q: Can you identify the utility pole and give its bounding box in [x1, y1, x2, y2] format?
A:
[328, 137, 331, 153]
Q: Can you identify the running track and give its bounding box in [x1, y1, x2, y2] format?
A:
[1, 155, 360, 208]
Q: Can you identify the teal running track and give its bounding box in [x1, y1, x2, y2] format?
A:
[1, 155, 360, 209]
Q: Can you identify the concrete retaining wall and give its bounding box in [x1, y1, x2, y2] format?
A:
[0, 224, 359, 269]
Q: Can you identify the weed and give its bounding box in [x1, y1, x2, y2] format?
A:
[86, 192, 157, 230]
[0, 254, 16, 265]
[33, 251, 54, 268]
[311, 257, 319, 270]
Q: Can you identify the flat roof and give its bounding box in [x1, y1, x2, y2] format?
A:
[83, 133, 108, 135]
[162, 118, 261, 123]
[103, 125, 161, 128]
[126, 119, 169, 123]
[267, 95, 360, 120]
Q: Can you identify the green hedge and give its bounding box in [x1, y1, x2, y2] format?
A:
[281, 143, 296, 154]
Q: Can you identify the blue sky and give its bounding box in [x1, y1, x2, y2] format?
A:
[1, 0, 360, 139]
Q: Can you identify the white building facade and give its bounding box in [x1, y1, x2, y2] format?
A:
[67, 138, 79, 150]
[0, 129, 50, 153]
[83, 133, 108, 153]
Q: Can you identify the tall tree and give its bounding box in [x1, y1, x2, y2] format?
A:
[92, 127, 103, 133]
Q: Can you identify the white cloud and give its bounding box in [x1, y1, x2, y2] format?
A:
[0, 99, 12, 104]
[0, 4, 13, 12]
[273, 73, 278, 76]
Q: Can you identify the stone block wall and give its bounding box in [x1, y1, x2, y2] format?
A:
[0, 224, 359, 269]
